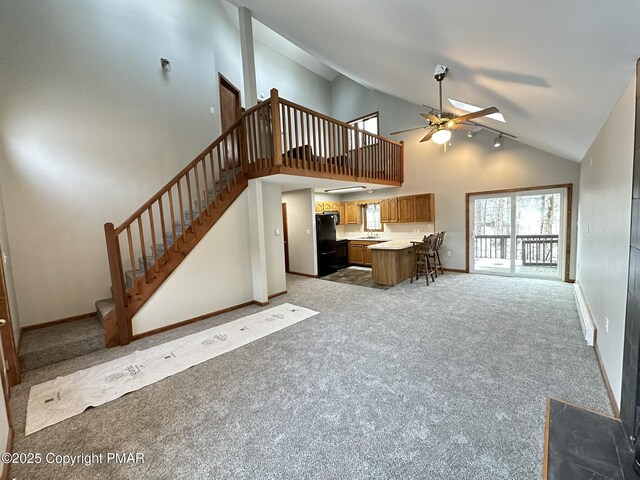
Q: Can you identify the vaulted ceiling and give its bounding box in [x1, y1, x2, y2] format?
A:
[228, 0, 640, 162]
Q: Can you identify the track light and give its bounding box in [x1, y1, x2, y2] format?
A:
[467, 130, 475, 138]
[493, 134, 503, 148]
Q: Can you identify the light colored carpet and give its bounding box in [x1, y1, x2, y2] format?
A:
[9, 273, 610, 479]
[19, 316, 104, 372]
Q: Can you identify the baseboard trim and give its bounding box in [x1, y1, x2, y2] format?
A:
[288, 271, 318, 278]
[594, 339, 620, 418]
[443, 268, 466, 273]
[131, 300, 257, 340]
[268, 290, 287, 300]
[572, 282, 595, 346]
[21, 311, 96, 333]
[2, 427, 13, 480]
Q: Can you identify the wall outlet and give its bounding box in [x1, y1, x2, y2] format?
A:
[447, 251, 451, 257]
[209, 107, 215, 114]
[275, 228, 280, 236]
[589, 157, 593, 167]
[605, 317, 609, 333]
[306, 229, 311, 235]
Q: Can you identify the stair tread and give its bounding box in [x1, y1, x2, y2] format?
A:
[95, 298, 114, 321]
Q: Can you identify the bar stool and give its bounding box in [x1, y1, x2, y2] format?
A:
[410, 235, 436, 285]
[429, 231, 446, 277]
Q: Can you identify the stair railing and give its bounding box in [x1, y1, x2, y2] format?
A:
[104, 89, 403, 345]
[104, 100, 273, 344]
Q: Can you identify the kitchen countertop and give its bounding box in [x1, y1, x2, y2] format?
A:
[343, 237, 390, 242]
[367, 238, 424, 250]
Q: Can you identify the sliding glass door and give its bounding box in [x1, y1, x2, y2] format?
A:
[470, 188, 565, 279]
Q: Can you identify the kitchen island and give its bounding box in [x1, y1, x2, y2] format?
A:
[368, 238, 423, 286]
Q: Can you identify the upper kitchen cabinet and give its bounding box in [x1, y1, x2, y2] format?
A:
[345, 202, 361, 224]
[380, 197, 398, 223]
[398, 195, 415, 223]
[414, 194, 435, 222]
[324, 202, 340, 212]
[315, 202, 324, 214]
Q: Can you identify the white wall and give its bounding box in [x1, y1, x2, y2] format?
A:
[262, 183, 287, 296]
[0, 0, 242, 326]
[282, 189, 317, 276]
[576, 76, 636, 405]
[0, 0, 334, 327]
[132, 191, 253, 335]
[255, 41, 332, 114]
[332, 75, 580, 275]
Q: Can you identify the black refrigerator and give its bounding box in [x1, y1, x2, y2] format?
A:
[316, 214, 338, 277]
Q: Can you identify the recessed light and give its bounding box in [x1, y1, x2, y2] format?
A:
[448, 98, 505, 123]
[324, 186, 367, 193]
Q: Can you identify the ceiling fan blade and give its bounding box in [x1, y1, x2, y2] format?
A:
[420, 113, 441, 125]
[420, 130, 435, 143]
[452, 107, 499, 123]
[450, 124, 474, 131]
[389, 126, 428, 135]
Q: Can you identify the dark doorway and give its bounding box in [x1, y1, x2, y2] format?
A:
[282, 203, 290, 273]
[218, 74, 241, 172]
[219, 74, 241, 132]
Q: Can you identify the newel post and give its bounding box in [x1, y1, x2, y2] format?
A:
[104, 223, 130, 346]
[270, 88, 283, 166]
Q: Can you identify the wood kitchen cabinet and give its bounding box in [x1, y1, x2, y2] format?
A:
[398, 195, 415, 223]
[349, 242, 364, 264]
[338, 202, 346, 222]
[380, 197, 398, 223]
[348, 240, 376, 266]
[323, 201, 340, 212]
[363, 245, 373, 265]
[315, 202, 323, 214]
[414, 194, 434, 222]
[345, 202, 360, 224]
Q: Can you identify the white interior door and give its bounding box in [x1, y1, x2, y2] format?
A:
[470, 188, 566, 279]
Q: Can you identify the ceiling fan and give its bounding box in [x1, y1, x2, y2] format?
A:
[390, 65, 499, 145]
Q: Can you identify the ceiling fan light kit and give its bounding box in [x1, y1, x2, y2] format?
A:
[432, 128, 452, 144]
[389, 64, 514, 149]
[494, 134, 503, 148]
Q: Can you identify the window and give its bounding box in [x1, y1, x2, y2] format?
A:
[348, 112, 379, 149]
[365, 203, 383, 232]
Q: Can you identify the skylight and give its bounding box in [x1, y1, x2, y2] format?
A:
[448, 98, 506, 123]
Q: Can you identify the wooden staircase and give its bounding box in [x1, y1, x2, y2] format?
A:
[102, 89, 404, 347]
